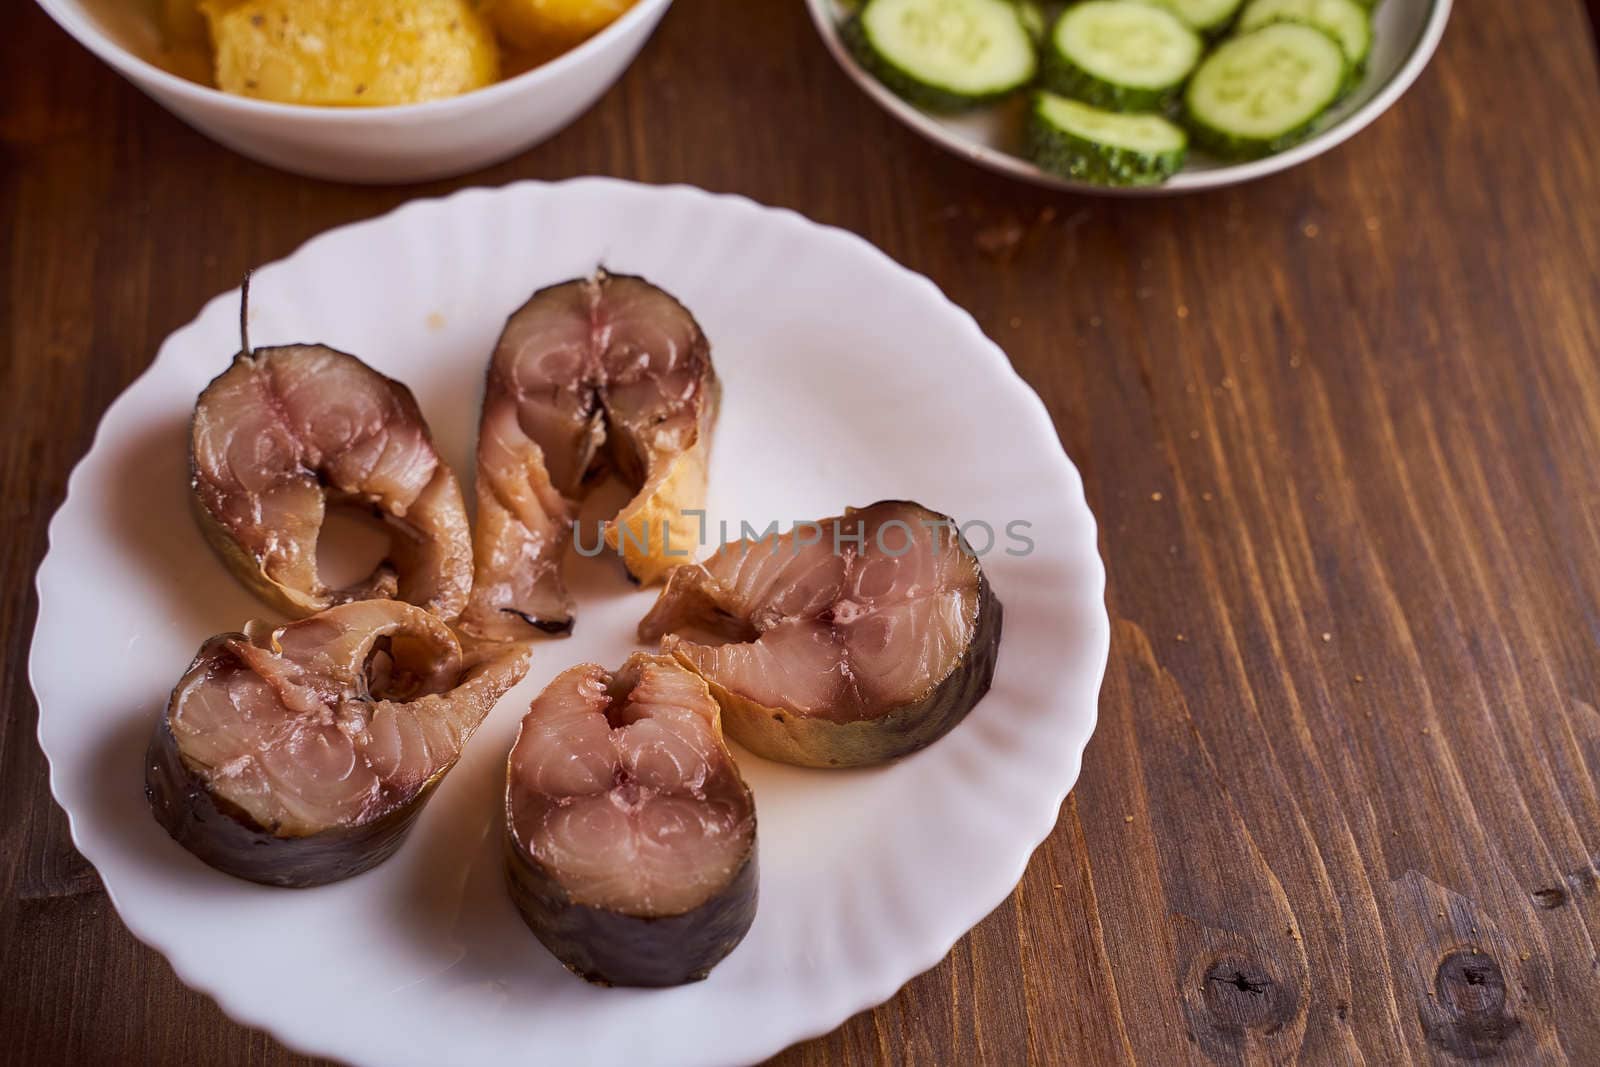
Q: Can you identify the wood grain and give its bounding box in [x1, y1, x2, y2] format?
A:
[5, 0, 1600, 1063]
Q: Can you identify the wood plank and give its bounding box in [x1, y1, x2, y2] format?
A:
[5, 0, 1600, 1063]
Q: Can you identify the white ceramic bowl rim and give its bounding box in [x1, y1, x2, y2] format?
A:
[35, 0, 674, 121]
[805, 0, 1454, 195]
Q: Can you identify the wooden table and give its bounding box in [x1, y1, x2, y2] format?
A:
[6, 0, 1600, 1062]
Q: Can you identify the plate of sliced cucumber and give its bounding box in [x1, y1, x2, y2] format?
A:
[808, 0, 1450, 192]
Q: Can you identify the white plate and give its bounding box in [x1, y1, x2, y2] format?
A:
[30, 179, 1109, 1066]
[806, 0, 1452, 195]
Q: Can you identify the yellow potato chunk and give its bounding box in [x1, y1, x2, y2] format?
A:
[486, 0, 638, 52]
[203, 0, 500, 107]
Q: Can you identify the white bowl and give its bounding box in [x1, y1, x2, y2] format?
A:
[35, 0, 674, 183]
[806, 0, 1452, 195]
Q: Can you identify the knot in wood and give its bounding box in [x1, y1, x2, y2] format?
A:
[1426, 951, 1520, 1059]
[1436, 951, 1506, 1018]
[1201, 958, 1290, 1033]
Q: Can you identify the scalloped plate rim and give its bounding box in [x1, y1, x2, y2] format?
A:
[28, 178, 1110, 1066]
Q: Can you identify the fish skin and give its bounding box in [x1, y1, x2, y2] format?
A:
[503, 653, 757, 986]
[669, 574, 1003, 768]
[189, 343, 473, 622]
[639, 501, 1005, 767]
[146, 602, 528, 887]
[505, 833, 758, 987]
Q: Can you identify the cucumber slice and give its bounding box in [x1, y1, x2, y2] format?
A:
[845, 0, 1038, 112]
[1014, 0, 1047, 40]
[1237, 0, 1372, 69]
[1026, 91, 1189, 185]
[1042, 1, 1203, 111]
[1183, 22, 1347, 159]
[1140, 0, 1245, 35]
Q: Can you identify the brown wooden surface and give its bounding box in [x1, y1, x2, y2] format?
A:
[5, 0, 1600, 1063]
